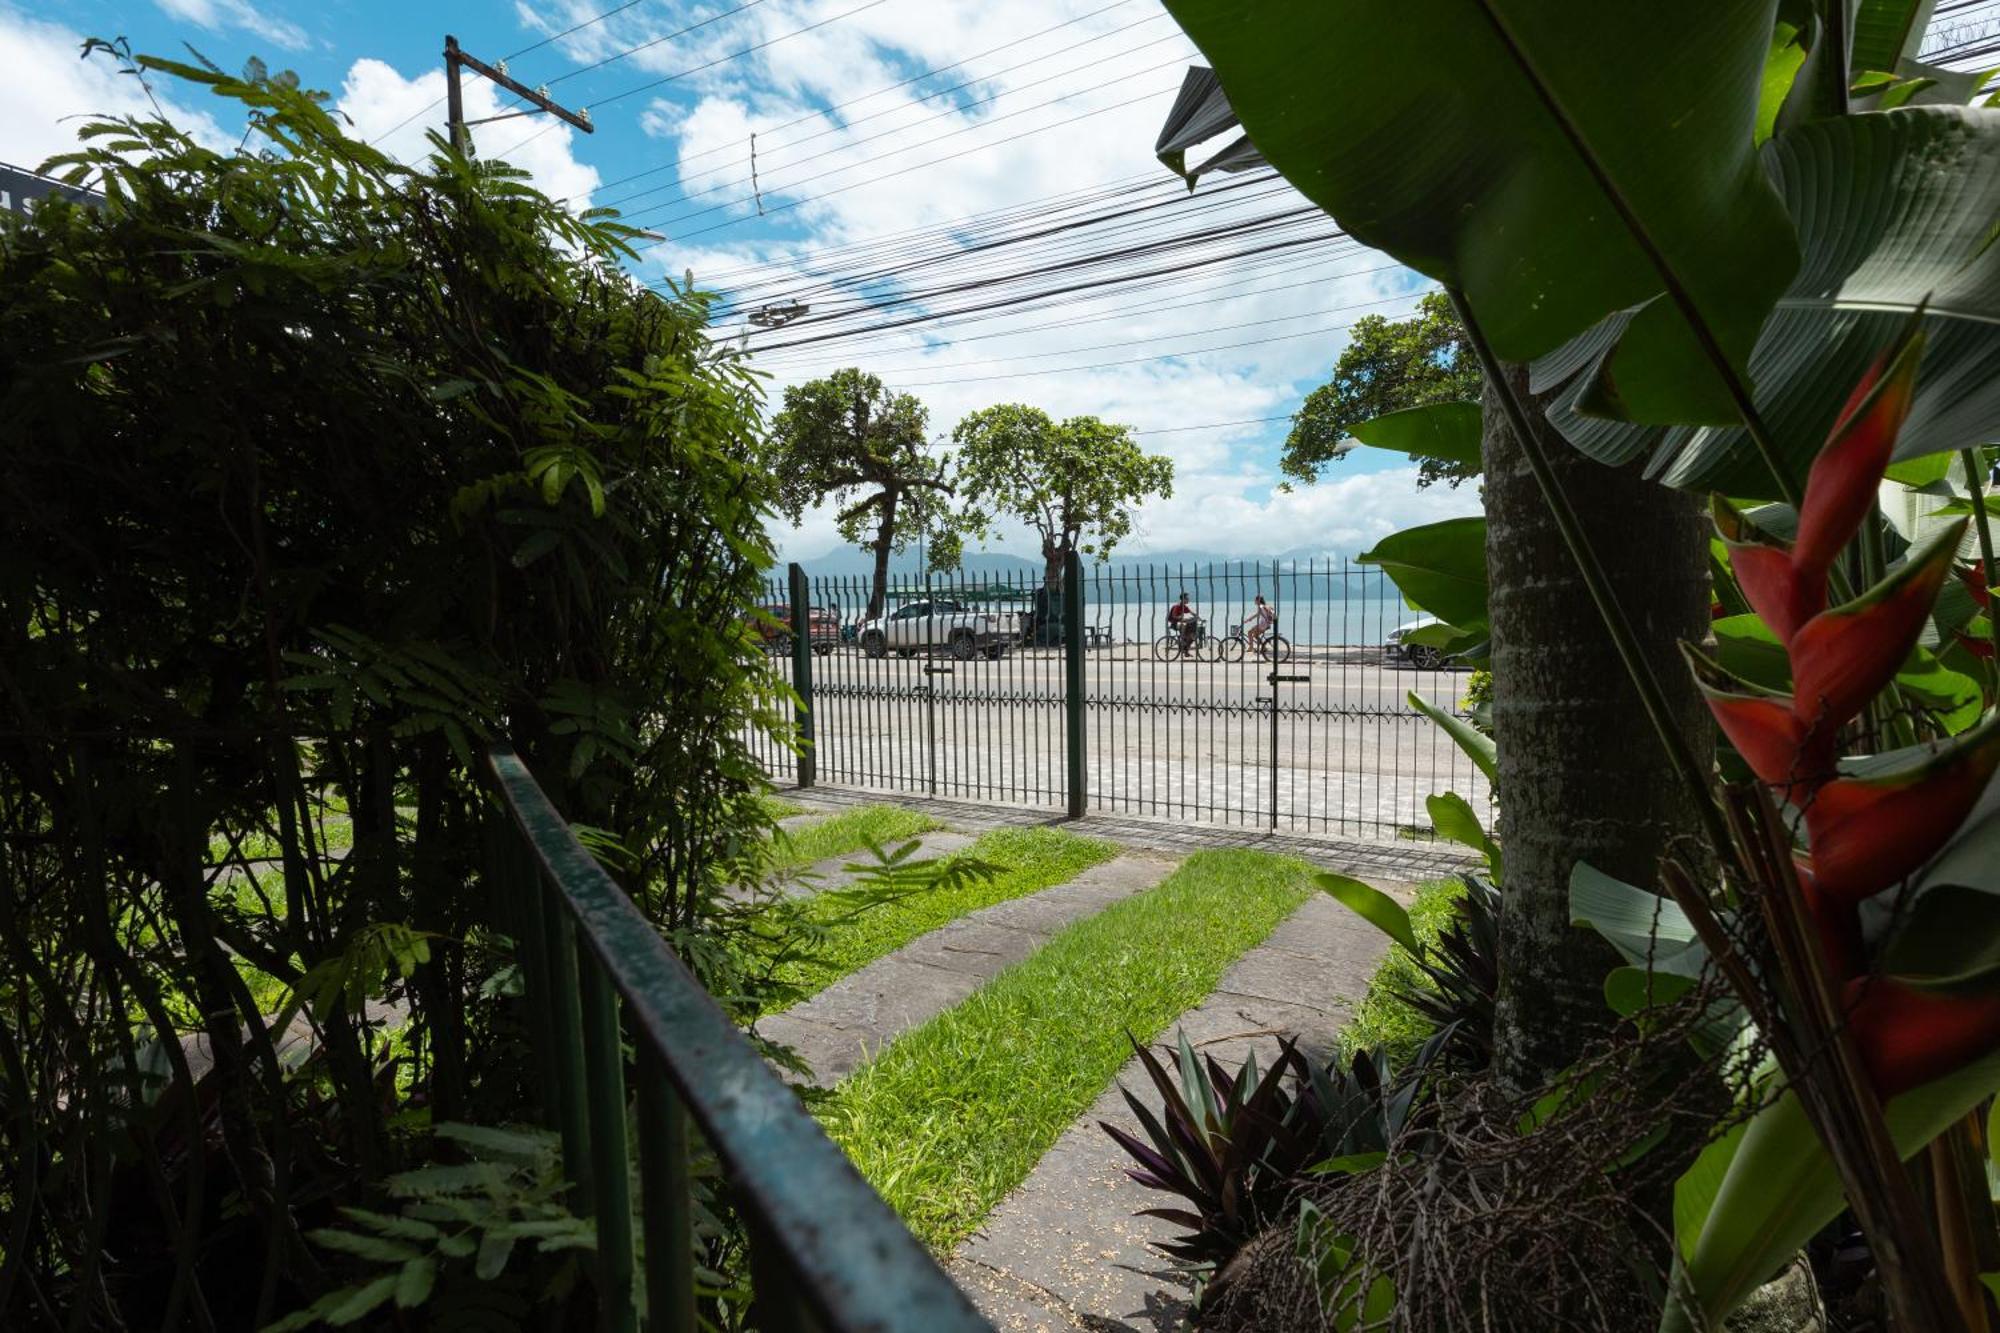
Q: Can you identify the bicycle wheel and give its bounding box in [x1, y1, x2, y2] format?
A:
[1218, 633, 1245, 663]
[1262, 634, 1293, 664]
[1153, 633, 1184, 663]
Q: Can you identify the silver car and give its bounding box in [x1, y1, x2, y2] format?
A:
[857, 599, 1011, 660]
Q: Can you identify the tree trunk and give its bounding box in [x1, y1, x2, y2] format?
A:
[1483, 363, 1713, 1093]
[868, 489, 899, 620]
[1042, 535, 1065, 594]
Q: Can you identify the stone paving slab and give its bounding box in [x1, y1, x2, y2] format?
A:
[758, 854, 1176, 1087]
[948, 891, 1398, 1332]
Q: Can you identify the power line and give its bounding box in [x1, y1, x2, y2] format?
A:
[588, 0, 901, 110]
[861, 306, 1435, 389]
[638, 78, 1187, 245]
[754, 275, 1415, 375]
[741, 231, 1346, 353]
[730, 205, 1331, 338]
[603, 16, 1179, 212]
[1132, 414, 1296, 436]
[592, 0, 1147, 197]
[489, 0, 896, 159]
[372, 0, 765, 149]
[707, 171, 1287, 319]
[737, 245, 1380, 362]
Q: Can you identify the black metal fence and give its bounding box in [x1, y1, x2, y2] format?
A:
[746, 553, 1491, 840]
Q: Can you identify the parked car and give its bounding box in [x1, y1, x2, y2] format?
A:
[857, 599, 1010, 659]
[1383, 614, 1449, 669]
[751, 602, 840, 655]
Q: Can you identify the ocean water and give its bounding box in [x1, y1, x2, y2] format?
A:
[782, 563, 1430, 648]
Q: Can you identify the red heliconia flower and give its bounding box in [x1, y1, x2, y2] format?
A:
[1843, 977, 2000, 1099]
[1789, 523, 1964, 734]
[1792, 336, 1923, 588]
[1803, 713, 2000, 906]
[1712, 496, 1822, 643]
[1688, 325, 2000, 1101]
[1959, 563, 1994, 608]
[1684, 645, 1820, 790]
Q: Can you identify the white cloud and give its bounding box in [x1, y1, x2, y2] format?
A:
[0, 8, 231, 168]
[336, 59, 602, 209]
[153, 0, 310, 51]
[503, 1, 1467, 563]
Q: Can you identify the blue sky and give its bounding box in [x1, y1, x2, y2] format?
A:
[3, 0, 1482, 563]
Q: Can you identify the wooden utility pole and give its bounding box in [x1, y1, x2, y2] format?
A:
[443, 34, 596, 155]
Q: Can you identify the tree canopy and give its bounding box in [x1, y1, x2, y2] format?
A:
[767, 368, 950, 616]
[946, 404, 1173, 588]
[1281, 291, 1480, 489]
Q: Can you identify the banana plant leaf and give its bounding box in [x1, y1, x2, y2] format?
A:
[1357, 517, 1488, 641]
[1540, 106, 2000, 496]
[1877, 784, 2000, 992]
[1345, 401, 1483, 471]
[1661, 1046, 2000, 1331]
[1851, 0, 1935, 75]
[1407, 690, 1497, 788]
[1160, 0, 1798, 426]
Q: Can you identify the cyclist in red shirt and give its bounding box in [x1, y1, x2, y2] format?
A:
[1166, 591, 1199, 655]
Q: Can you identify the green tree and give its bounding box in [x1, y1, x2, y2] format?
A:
[946, 404, 1174, 590]
[1281, 290, 1480, 489]
[767, 368, 951, 618]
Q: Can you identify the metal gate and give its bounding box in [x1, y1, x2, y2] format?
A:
[746, 556, 1491, 841]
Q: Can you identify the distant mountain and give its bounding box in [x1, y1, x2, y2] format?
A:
[784, 544, 1369, 578]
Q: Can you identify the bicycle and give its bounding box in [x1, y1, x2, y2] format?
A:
[1152, 617, 1217, 662]
[1217, 627, 1293, 664]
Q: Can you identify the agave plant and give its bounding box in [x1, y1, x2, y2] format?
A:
[1099, 1030, 1440, 1278]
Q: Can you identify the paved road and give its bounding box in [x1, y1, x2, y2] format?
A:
[758, 645, 1492, 840]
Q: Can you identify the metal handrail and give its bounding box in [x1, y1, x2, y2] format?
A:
[485, 746, 992, 1333]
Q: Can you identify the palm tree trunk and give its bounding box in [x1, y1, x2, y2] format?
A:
[1482, 363, 1713, 1093]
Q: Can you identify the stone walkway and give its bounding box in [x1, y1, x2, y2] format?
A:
[947, 892, 1398, 1332]
[758, 853, 1177, 1086]
[756, 800, 1434, 1331]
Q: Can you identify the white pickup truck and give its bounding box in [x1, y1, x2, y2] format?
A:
[857, 599, 1012, 659]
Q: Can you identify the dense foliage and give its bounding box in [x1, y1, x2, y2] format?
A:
[1161, 0, 2000, 1327]
[764, 367, 950, 617]
[1280, 291, 1479, 490]
[942, 403, 1173, 589]
[0, 50, 783, 1329]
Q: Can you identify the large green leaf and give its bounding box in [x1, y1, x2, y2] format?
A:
[1161, 0, 1799, 425]
[1851, 0, 1935, 75]
[1316, 872, 1418, 954]
[1346, 401, 1483, 470]
[1542, 106, 2000, 495]
[1662, 1047, 2000, 1331]
[1407, 689, 1498, 788]
[1568, 861, 1705, 975]
[1879, 800, 2000, 991]
[1356, 517, 1488, 636]
[1426, 791, 1501, 881]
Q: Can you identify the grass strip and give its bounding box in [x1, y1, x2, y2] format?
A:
[1336, 877, 1465, 1064]
[759, 794, 809, 821]
[820, 848, 1313, 1251]
[769, 804, 939, 874]
[771, 826, 1116, 1003]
